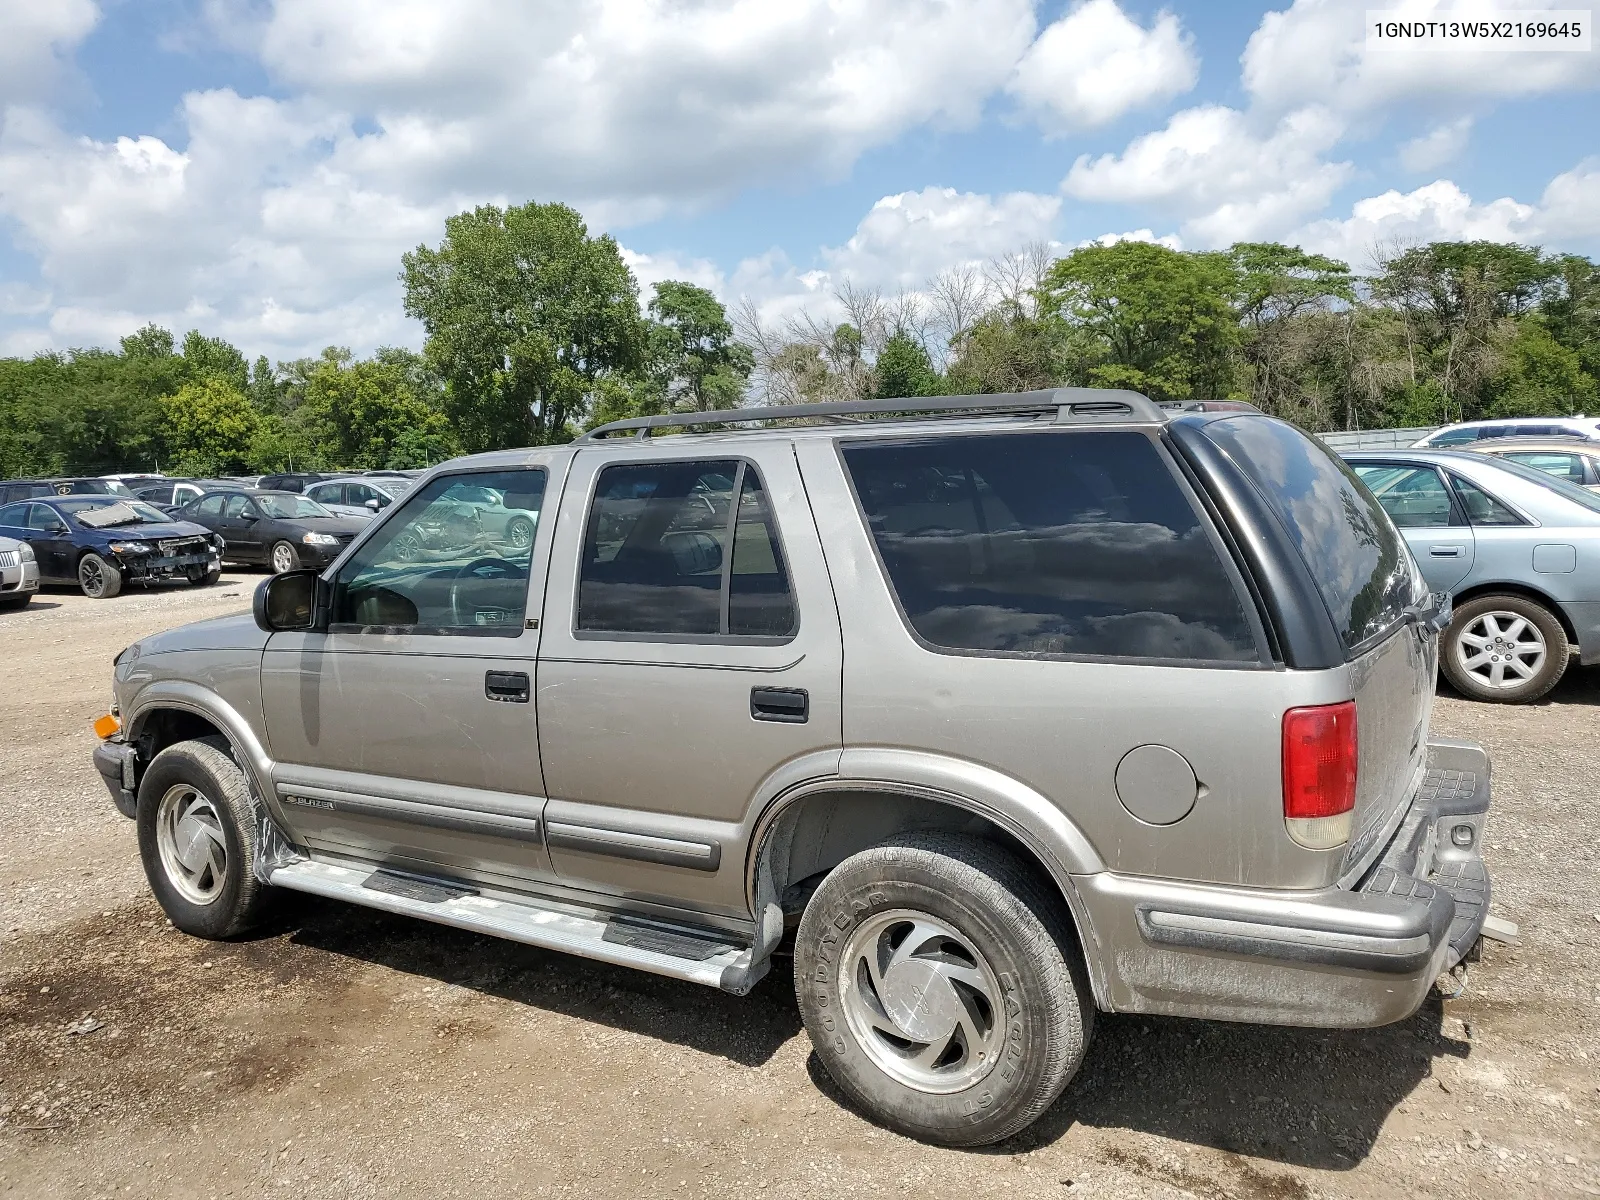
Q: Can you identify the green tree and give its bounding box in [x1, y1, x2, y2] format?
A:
[874, 332, 940, 398]
[160, 377, 260, 475]
[1040, 241, 1239, 403]
[294, 357, 456, 469]
[402, 201, 644, 450]
[647, 281, 751, 411]
[1485, 320, 1598, 417]
[181, 330, 250, 392]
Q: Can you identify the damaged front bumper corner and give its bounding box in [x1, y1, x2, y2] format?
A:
[92, 739, 138, 819]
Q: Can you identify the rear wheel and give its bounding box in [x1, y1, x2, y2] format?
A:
[505, 516, 535, 549]
[78, 552, 122, 599]
[270, 540, 301, 574]
[1441, 593, 1568, 703]
[794, 831, 1092, 1147]
[136, 738, 270, 939]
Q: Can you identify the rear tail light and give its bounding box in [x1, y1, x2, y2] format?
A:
[1282, 701, 1358, 850]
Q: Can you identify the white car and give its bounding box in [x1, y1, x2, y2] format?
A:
[302, 477, 411, 519]
[0, 534, 40, 610]
[1413, 416, 1600, 447]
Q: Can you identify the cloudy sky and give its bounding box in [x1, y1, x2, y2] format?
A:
[0, 0, 1596, 360]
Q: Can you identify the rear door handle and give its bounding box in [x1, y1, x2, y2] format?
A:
[1429, 546, 1464, 557]
[751, 686, 808, 723]
[485, 670, 530, 703]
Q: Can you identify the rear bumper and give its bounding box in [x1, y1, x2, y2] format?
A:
[1559, 600, 1600, 665]
[1075, 738, 1492, 1028]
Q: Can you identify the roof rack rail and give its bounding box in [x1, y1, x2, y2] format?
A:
[577, 387, 1167, 442]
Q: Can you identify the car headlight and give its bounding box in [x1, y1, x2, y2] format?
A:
[108, 542, 151, 554]
[302, 532, 339, 546]
[17, 543, 33, 562]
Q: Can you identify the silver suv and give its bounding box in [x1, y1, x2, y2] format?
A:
[92, 390, 1494, 1146]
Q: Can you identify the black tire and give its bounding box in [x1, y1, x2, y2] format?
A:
[1441, 592, 1569, 704]
[136, 737, 270, 939]
[794, 831, 1092, 1147]
[0, 593, 31, 611]
[269, 540, 301, 574]
[78, 552, 122, 598]
[186, 564, 222, 587]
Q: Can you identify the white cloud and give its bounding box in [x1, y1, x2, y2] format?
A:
[1243, 0, 1600, 113]
[1008, 0, 1198, 132]
[1062, 105, 1353, 246]
[233, 0, 1040, 221]
[1398, 116, 1473, 172]
[1079, 228, 1184, 250]
[1294, 159, 1600, 267]
[0, 0, 98, 108]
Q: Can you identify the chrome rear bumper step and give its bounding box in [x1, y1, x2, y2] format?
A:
[267, 859, 764, 994]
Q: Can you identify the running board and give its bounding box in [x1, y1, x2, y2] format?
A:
[267, 859, 765, 994]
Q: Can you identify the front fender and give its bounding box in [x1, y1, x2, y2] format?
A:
[125, 679, 278, 812]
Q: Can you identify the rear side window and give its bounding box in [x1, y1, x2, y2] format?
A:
[840, 431, 1258, 663]
[1428, 428, 1479, 447]
[1451, 476, 1524, 526]
[578, 460, 796, 640]
[1202, 417, 1418, 654]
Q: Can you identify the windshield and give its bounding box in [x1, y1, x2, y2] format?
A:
[380, 479, 414, 497]
[256, 494, 334, 519]
[62, 499, 172, 526]
[1460, 455, 1600, 515]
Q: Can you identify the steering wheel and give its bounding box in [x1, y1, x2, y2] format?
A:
[448, 556, 529, 628]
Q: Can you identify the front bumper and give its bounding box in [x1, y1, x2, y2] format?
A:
[1076, 738, 1493, 1029]
[0, 557, 40, 595]
[118, 547, 217, 582]
[93, 739, 138, 819]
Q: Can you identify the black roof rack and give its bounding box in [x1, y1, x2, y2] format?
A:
[577, 387, 1167, 442]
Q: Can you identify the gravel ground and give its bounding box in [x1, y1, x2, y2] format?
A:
[1, 577, 1596, 1199]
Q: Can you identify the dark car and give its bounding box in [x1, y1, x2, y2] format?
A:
[133, 478, 247, 513]
[0, 495, 222, 598]
[256, 472, 345, 495]
[0, 477, 136, 505]
[177, 489, 368, 573]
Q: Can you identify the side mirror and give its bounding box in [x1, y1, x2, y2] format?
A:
[254, 569, 324, 633]
[365, 498, 381, 511]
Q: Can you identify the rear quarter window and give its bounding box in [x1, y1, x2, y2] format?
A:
[1201, 417, 1420, 654]
[840, 430, 1260, 663]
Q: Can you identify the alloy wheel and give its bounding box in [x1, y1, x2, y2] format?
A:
[79, 556, 105, 598]
[155, 783, 228, 905]
[271, 543, 296, 574]
[1456, 610, 1546, 690]
[837, 909, 1006, 1094]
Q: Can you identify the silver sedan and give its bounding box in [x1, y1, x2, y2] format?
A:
[1345, 448, 1600, 702]
[0, 533, 41, 610]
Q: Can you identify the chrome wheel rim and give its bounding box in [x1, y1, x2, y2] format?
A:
[80, 557, 105, 597]
[271, 543, 295, 573]
[837, 909, 1006, 1094]
[155, 784, 228, 905]
[506, 519, 533, 548]
[1457, 611, 1546, 690]
[394, 532, 421, 562]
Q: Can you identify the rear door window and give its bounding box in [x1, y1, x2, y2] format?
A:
[1503, 451, 1585, 484]
[578, 459, 797, 640]
[1201, 417, 1418, 654]
[840, 430, 1259, 663]
[1348, 465, 1457, 527]
[1450, 476, 1525, 526]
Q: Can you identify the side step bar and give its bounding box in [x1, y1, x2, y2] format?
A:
[267, 859, 766, 994]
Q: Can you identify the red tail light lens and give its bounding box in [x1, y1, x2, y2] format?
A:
[1282, 701, 1358, 849]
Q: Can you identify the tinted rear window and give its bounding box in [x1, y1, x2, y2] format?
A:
[841, 430, 1258, 663]
[1202, 417, 1418, 653]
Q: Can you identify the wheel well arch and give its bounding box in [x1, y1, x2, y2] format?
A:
[131, 706, 229, 763]
[1450, 581, 1576, 644]
[748, 785, 1105, 1005]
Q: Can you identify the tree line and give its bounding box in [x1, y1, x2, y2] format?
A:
[3, 198, 1596, 479]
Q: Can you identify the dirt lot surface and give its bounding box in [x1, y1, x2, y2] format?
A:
[2, 577, 1597, 1199]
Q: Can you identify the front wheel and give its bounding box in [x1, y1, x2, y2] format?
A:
[505, 516, 535, 549]
[1441, 593, 1568, 703]
[78, 552, 122, 599]
[186, 564, 222, 586]
[795, 832, 1092, 1147]
[270, 540, 301, 574]
[136, 738, 270, 939]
